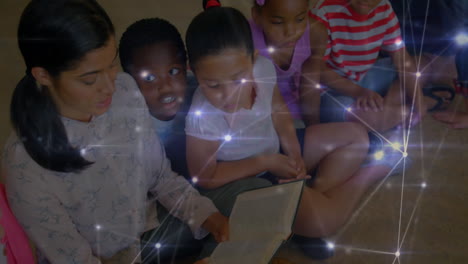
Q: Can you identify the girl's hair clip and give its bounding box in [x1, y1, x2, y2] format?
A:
[256, 0, 265, 6]
[206, 0, 221, 9]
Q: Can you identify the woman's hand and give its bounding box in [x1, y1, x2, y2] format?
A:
[201, 212, 229, 243]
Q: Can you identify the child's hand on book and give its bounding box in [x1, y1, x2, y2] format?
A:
[264, 153, 301, 179]
[202, 212, 229, 243]
[277, 156, 311, 183]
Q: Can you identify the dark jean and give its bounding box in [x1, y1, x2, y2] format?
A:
[140, 177, 272, 263]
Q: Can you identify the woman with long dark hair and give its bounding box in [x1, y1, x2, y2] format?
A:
[2, 0, 228, 263]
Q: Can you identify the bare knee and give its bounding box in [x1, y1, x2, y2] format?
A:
[344, 122, 369, 144]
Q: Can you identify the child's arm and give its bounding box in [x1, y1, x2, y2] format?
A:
[308, 21, 367, 97]
[271, 84, 308, 178]
[186, 136, 299, 189]
[299, 19, 327, 126]
[306, 20, 383, 112]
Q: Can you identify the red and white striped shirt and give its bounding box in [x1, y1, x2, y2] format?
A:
[310, 0, 404, 81]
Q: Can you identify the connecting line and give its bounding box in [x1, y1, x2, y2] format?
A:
[396, 156, 410, 250]
[416, 0, 432, 69]
[406, 0, 437, 152]
[399, 3, 457, 257]
[398, 188, 425, 252]
[342, 246, 397, 256]
[397, 2, 456, 260]
[404, 78, 418, 153]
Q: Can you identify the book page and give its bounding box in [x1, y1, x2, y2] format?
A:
[210, 237, 283, 264]
[229, 180, 304, 241]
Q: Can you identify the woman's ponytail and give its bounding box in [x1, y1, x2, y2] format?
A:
[10, 73, 93, 173]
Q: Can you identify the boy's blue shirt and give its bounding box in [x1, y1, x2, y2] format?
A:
[152, 72, 198, 179]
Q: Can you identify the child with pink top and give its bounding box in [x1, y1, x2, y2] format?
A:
[250, 0, 311, 124]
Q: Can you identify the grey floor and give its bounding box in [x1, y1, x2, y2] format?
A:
[0, 1, 467, 264]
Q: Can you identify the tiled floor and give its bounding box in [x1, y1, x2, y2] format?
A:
[0, 1, 467, 264]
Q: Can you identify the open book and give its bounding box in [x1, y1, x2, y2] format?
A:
[210, 180, 305, 264]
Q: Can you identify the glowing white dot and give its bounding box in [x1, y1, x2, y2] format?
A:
[403, 152, 408, 158]
[315, 84, 322, 89]
[395, 251, 400, 257]
[395, 39, 403, 46]
[140, 70, 150, 79]
[155, 243, 161, 249]
[135, 126, 142, 132]
[95, 224, 102, 231]
[421, 182, 427, 188]
[267, 46, 275, 54]
[391, 142, 402, 150]
[416, 72, 421, 78]
[241, 78, 247, 84]
[327, 242, 335, 249]
[195, 110, 202, 116]
[455, 33, 468, 46]
[224, 135, 232, 142]
[192, 177, 198, 184]
[80, 148, 87, 156]
[346, 107, 352, 112]
[374, 150, 385, 161]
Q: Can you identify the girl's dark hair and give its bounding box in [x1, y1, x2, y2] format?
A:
[11, 0, 115, 173]
[119, 18, 187, 73]
[186, 0, 254, 70]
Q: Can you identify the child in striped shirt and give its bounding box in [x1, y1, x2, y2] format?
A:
[308, 0, 425, 132]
